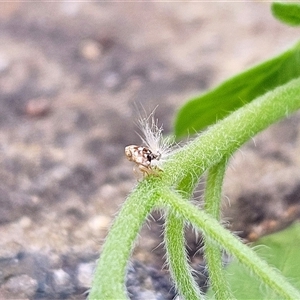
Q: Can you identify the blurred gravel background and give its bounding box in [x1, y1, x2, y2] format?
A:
[0, 2, 300, 299]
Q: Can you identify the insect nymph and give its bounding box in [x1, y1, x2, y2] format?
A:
[125, 145, 161, 176]
[125, 109, 172, 178]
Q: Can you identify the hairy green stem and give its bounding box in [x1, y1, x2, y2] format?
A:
[203, 159, 233, 299]
[204, 160, 227, 219]
[162, 79, 300, 298]
[90, 78, 300, 298]
[162, 190, 300, 300]
[88, 178, 161, 299]
[163, 78, 300, 192]
[165, 212, 204, 300]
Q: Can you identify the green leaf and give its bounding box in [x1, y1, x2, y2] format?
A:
[174, 41, 300, 138]
[272, 2, 300, 26]
[207, 223, 300, 299]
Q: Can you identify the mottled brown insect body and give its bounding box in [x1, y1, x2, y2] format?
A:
[125, 108, 173, 178]
[125, 145, 161, 177]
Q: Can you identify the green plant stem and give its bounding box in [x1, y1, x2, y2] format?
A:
[164, 78, 300, 193]
[165, 211, 204, 300]
[161, 189, 300, 300]
[203, 159, 233, 300]
[88, 178, 161, 300]
[90, 78, 300, 298]
[162, 79, 300, 298]
[204, 160, 226, 219]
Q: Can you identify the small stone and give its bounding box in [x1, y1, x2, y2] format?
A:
[25, 98, 51, 117]
[77, 262, 95, 288]
[80, 40, 102, 61]
[18, 216, 32, 228]
[52, 269, 74, 294]
[0, 241, 23, 260]
[100, 184, 117, 200]
[88, 215, 111, 232]
[3, 274, 38, 298]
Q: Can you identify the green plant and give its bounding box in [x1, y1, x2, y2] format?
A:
[89, 3, 300, 299]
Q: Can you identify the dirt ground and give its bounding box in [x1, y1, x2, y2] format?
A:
[0, 2, 300, 299]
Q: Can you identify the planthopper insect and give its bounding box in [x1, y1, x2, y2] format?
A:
[125, 108, 173, 178]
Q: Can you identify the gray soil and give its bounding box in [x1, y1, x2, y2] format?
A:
[0, 2, 300, 299]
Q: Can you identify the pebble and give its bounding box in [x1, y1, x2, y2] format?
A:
[100, 183, 117, 200]
[80, 40, 102, 61]
[0, 242, 23, 260]
[88, 215, 111, 232]
[77, 262, 95, 288]
[25, 98, 51, 117]
[52, 268, 74, 294]
[18, 216, 32, 228]
[2, 274, 38, 298]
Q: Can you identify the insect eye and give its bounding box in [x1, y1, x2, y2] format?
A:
[147, 154, 153, 162]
